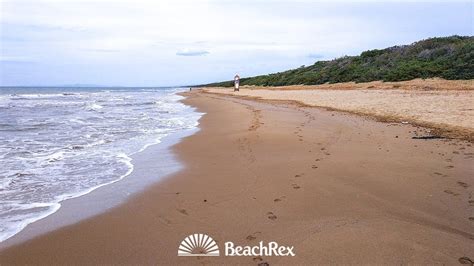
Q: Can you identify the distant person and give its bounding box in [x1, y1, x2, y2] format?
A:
[234, 74, 240, 92]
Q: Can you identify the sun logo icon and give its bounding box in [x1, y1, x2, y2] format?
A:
[178, 233, 220, 256]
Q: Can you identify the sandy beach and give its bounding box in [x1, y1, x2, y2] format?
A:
[204, 79, 474, 141]
[1, 90, 473, 264]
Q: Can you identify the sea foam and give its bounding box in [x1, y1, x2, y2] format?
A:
[0, 87, 201, 242]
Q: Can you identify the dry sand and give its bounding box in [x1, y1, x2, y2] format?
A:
[204, 79, 474, 140]
[0, 91, 473, 264]
[237, 78, 474, 91]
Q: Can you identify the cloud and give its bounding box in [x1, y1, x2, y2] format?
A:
[176, 49, 210, 56]
[81, 48, 121, 53]
[307, 53, 325, 59]
[1, 0, 472, 86]
[0, 56, 35, 63]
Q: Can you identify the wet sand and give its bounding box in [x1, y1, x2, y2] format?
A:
[1, 91, 473, 264]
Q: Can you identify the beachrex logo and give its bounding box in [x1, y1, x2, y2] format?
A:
[178, 234, 220, 256]
[177, 233, 295, 257]
[225, 241, 295, 257]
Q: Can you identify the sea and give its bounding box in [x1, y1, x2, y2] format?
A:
[0, 87, 202, 242]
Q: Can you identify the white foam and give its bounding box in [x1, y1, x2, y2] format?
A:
[0, 87, 203, 243]
[46, 151, 65, 162]
[0, 202, 60, 242]
[86, 103, 103, 111]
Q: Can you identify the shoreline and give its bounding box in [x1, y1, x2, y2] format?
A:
[0, 88, 203, 246]
[0, 127, 198, 249]
[1, 91, 473, 264]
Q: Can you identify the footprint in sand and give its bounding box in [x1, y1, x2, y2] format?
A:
[258, 262, 270, 266]
[433, 172, 443, 176]
[469, 200, 474, 206]
[177, 209, 188, 215]
[459, 256, 473, 265]
[157, 216, 172, 226]
[274, 196, 286, 203]
[444, 190, 459, 196]
[253, 256, 263, 262]
[246, 231, 261, 241]
[267, 212, 277, 220]
[292, 183, 301, 189]
[312, 165, 318, 169]
[457, 181, 469, 188]
[446, 165, 454, 169]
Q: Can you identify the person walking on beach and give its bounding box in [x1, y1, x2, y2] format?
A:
[234, 74, 240, 92]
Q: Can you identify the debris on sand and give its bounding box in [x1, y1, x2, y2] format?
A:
[412, 135, 445, 140]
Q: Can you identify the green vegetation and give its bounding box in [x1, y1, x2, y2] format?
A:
[204, 36, 474, 87]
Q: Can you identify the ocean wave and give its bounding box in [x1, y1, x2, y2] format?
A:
[0, 87, 202, 242]
[85, 103, 103, 111]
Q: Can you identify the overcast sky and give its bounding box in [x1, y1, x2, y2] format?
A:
[0, 0, 472, 86]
